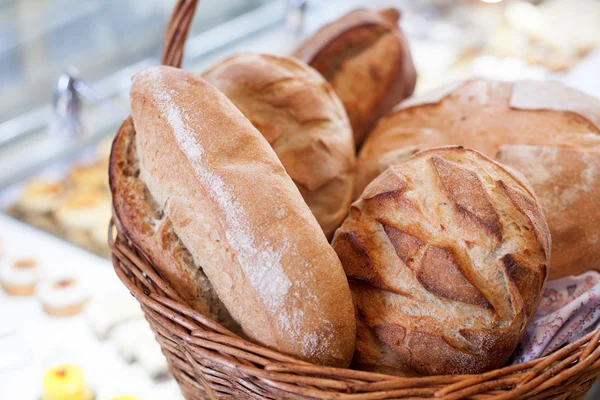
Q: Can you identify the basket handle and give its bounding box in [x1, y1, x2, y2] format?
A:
[161, 0, 200, 68]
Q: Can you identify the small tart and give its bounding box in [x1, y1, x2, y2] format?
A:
[38, 277, 88, 317]
[17, 179, 65, 214]
[0, 258, 40, 296]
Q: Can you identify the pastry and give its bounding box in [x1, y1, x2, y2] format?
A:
[16, 179, 65, 214]
[203, 53, 355, 238]
[38, 277, 88, 317]
[333, 146, 549, 375]
[42, 364, 95, 400]
[293, 8, 416, 147]
[66, 161, 109, 191]
[54, 189, 111, 232]
[109, 66, 356, 367]
[53, 189, 112, 255]
[356, 79, 600, 278]
[0, 258, 40, 296]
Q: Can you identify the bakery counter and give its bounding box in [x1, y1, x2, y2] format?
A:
[0, 214, 184, 399]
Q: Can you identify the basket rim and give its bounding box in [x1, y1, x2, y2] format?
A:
[109, 218, 600, 399]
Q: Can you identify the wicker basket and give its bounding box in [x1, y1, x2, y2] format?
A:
[109, 1, 600, 398]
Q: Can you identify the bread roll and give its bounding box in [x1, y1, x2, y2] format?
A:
[356, 79, 600, 278]
[202, 53, 355, 239]
[333, 146, 549, 375]
[293, 8, 416, 147]
[109, 66, 356, 367]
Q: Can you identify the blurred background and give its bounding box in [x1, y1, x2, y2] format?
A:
[0, 0, 599, 399]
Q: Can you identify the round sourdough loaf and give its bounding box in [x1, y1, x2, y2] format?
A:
[356, 79, 600, 279]
[109, 66, 356, 367]
[293, 8, 416, 147]
[333, 146, 550, 375]
[202, 53, 355, 239]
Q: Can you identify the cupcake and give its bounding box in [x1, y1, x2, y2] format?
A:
[38, 278, 88, 317]
[0, 258, 41, 296]
[42, 364, 95, 400]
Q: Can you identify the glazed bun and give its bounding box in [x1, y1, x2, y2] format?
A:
[333, 146, 549, 375]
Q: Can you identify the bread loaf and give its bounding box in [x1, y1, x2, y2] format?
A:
[356, 79, 600, 278]
[293, 8, 416, 147]
[109, 66, 356, 367]
[496, 146, 600, 279]
[333, 146, 549, 375]
[202, 53, 355, 239]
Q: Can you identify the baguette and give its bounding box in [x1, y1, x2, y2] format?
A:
[109, 66, 356, 367]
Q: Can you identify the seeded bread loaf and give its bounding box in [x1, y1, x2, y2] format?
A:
[202, 53, 355, 238]
[293, 8, 416, 147]
[109, 66, 356, 367]
[333, 146, 549, 375]
[356, 79, 600, 278]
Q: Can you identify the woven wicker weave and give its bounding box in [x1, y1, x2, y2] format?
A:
[109, 1, 600, 398]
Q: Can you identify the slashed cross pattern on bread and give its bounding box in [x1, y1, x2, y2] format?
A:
[333, 147, 550, 375]
[293, 8, 416, 147]
[203, 53, 355, 239]
[356, 79, 600, 279]
[110, 66, 356, 367]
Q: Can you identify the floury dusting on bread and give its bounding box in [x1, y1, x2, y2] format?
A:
[121, 66, 355, 367]
[138, 67, 293, 313]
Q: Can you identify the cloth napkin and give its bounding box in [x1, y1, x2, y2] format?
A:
[511, 270, 600, 364]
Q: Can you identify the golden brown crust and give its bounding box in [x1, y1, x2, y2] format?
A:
[356, 79, 600, 278]
[293, 8, 416, 147]
[114, 66, 356, 367]
[496, 145, 600, 279]
[202, 53, 355, 239]
[333, 146, 549, 375]
[109, 118, 238, 330]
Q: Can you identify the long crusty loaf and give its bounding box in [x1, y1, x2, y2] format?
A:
[333, 146, 549, 375]
[356, 79, 600, 279]
[110, 66, 356, 367]
[202, 53, 355, 239]
[293, 8, 416, 147]
[110, 117, 238, 331]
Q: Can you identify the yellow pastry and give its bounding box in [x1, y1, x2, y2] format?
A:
[42, 364, 94, 400]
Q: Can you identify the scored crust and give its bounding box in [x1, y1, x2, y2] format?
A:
[356, 79, 600, 279]
[333, 146, 549, 375]
[293, 8, 416, 147]
[202, 53, 355, 239]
